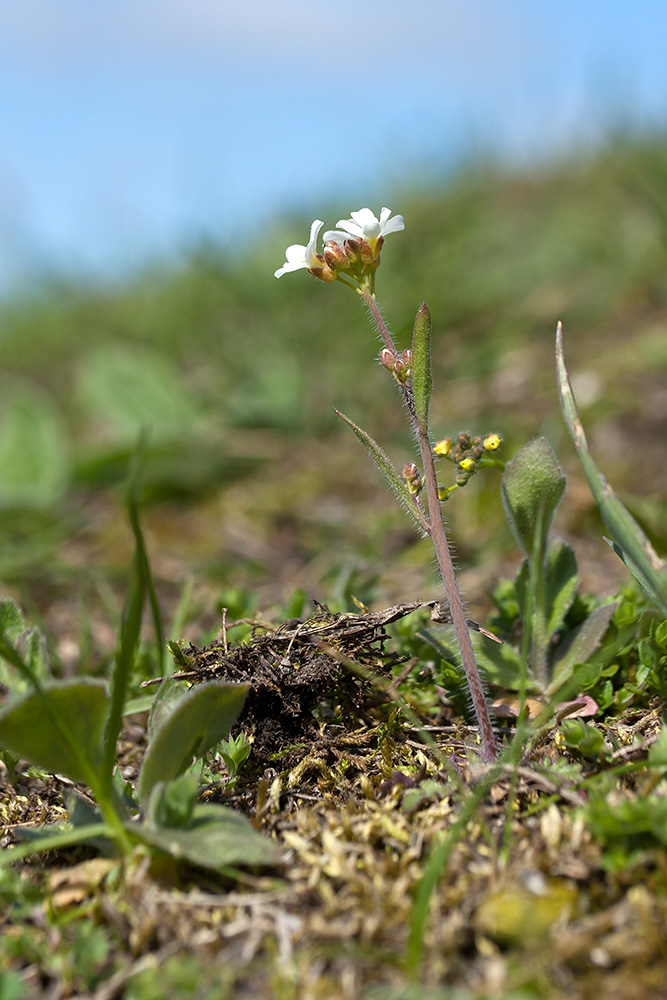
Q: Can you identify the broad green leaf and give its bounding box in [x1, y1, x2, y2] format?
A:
[470, 637, 531, 691]
[146, 676, 190, 742]
[411, 302, 432, 431]
[135, 804, 277, 870]
[546, 602, 618, 697]
[556, 324, 667, 614]
[0, 383, 70, 508]
[334, 409, 430, 535]
[78, 345, 200, 443]
[137, 681, 248, 807]
[0, 679, 108, 783]
[560, 718, 608, 758]
[501, 438, 566, 557]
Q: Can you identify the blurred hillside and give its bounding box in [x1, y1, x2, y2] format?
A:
[1, 136, 667, 637]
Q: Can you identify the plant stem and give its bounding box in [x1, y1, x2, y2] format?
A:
[360, 287, 497, 762]
[416, 425, 497, 761]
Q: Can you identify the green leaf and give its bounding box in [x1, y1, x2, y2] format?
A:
[546, 602, 618, 696]
[514, 539, 578, 653]
[0, 679, 108, 782]
[648, 726, 667, 773]
[137, 681, 248, 807]
[0, 599, 24, 642]
[146, 676, 189, 741]
[543, 540, 578, 641]
[0, 381, 70, 508]
[560, 718, 608, 758]
[334, 409, 430, 535]
[411, 302, 432, 431]
[135, 803, 277, 871]
[145, 773, 199, 829]
[556, 324, 667, 614]
[470, 637, 531, 691]
[501, 438, 566, 557]
[0, 824, 112, 867]
[78, 345, 201, 444]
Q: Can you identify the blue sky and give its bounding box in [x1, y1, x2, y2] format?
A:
[1, 0, 666, 291]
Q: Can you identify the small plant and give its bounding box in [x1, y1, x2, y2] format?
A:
[474, 436, 618, 715]
[275, 209, 501, 761]
[0, 479, 275, 874]
[219, 731, 251, 778]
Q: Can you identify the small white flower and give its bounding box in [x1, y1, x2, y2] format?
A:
[274, 219, 324, 278]
[324, 207, 404, 255]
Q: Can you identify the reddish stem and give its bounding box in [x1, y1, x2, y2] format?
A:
[360, 287, 497, 762]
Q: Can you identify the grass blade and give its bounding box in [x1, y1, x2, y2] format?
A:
[556, 323, 667, 614]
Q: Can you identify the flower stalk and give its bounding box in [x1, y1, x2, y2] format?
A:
[360, 288, 497, 762]
[275, 207, 497, 762]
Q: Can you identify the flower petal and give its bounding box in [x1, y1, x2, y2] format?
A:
[274, 219, 324, 278]
[322, 229, 350, 244]
[382, 215, 405, 236]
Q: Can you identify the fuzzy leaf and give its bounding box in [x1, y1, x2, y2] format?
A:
[501, 438, 566, 557]
[136, 803, 277, 870]
[137, 681, 248, 807]
[515, 539, 578, 646]
[334, 409, 429, 535]
[0, 679, 108, 782]
[411, 303, 432, 431]
[556, 324, 667, 614]
[546, 602, 618, 697]
[145, 773, 199, 830]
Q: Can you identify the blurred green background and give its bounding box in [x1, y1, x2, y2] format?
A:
[1, 137, 667, 656]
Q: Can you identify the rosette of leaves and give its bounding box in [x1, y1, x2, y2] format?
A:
[474, 437, 617, 714]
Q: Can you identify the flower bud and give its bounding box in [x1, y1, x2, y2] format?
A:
[483, 433, 502, 452]
[459, 457, 476, 473]
[402, 462, 422, 495]
[308, 264, 338, 282]
[379, 348, 397, 372]
[400, 349, 413, 378]
[433, 438, 453, 457]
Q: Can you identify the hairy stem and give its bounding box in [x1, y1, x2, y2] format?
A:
[416, 424, 497, 761]
[360, 286, 497, 762]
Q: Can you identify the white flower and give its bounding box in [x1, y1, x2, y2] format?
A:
[274, 219, 324, 278]
[324, 207, 404, 255]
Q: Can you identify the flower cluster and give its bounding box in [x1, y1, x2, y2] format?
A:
[274, 208, 404, 290]
[433, 430, 503, 499]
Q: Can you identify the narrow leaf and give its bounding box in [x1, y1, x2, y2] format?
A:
[101, 444, 149, 795]
[411, 303, 432, 431]
[137, 681, 248, 807]
[335, 409, 430, 535]
[0, 679, 108, 782]
[0, 824, 112, 867]
[501, 438, 566, 557]
[546, 602, 618, 697]
[556, 323, 667, 614]
[543, 539, 578, 641]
